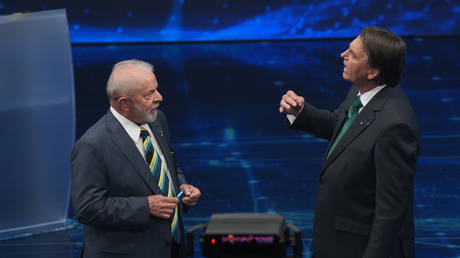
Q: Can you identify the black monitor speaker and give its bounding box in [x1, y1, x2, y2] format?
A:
[187, 213, 302, 258]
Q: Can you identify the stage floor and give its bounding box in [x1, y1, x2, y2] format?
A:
[1, 36, 459, 257]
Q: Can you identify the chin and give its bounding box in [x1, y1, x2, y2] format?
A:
[342, 73, 354, 83]
[146, 115, 157, 123]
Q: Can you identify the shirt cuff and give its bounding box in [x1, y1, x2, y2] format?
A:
[286, 105, 304, 124]
[287, 114, 296, 124]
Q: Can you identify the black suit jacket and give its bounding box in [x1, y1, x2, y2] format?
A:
[71, 110, 188, 258]
[290, 86, 420, 258]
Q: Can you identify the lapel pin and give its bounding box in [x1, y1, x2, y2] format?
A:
[160, 130, 164, 136]
[360, 121, 364, 126]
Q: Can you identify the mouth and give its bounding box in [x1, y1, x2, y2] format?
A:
[150, 105, 159, 113]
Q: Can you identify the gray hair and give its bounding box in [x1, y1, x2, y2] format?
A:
[106, 59, 155, 100]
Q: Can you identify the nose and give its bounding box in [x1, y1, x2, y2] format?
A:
[340, 49, 348, 59]
[154, 91, 163, 102]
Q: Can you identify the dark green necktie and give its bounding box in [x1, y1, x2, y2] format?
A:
[326, 95, 363, 158]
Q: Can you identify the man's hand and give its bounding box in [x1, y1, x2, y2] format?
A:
[179, 184, 201, 207]
[279, 90, 305, 115]
[147, 195, 179, 219]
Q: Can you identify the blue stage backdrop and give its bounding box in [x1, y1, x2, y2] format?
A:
[0, 0, 459, 43]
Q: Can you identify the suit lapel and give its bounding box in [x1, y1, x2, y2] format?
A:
[323, 108, 376, 170]
[105, 112, 162, 195]
[322, 86, 391, 174]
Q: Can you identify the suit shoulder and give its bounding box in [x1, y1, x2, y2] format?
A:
[384, 87, 416, 116]
[380, 87, 420, 133]
[74, 114, 110, 146]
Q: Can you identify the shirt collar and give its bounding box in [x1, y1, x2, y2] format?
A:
[359, 84, 386, 107]
[110, 107, 149, 142]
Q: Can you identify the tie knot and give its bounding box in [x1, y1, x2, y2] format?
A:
[348, 95, 363, 118]
[140, 127, 150, 140]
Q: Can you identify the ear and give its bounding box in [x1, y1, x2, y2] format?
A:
[117, 97, 131, 112]
[367, 68, 380, 80]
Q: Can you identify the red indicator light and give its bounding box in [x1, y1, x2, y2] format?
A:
[211, 238, 216, 244]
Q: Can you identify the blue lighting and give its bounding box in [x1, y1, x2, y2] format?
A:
[224, 128, 236, 141]
[1, 1, 457, 43]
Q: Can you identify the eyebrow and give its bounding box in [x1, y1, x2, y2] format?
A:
[349, 46, 356, 57]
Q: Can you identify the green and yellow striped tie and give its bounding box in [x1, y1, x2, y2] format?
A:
[140, 127, 180, 241]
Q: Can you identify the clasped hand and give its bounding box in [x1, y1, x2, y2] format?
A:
[148, 195, 178, 219]
[279, 90, 305, 115]
[179, 184, 201, 207]
[147, 184, 201, 219]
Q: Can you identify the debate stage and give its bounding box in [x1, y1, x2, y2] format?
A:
[1, 36, 459, 257]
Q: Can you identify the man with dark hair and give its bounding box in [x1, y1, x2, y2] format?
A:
[71, 59, 201, 258]
[280, 27, 420, 257]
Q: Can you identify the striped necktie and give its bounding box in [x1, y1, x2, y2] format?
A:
[326, 95, 363, 158]
[140, 127, 180, 241]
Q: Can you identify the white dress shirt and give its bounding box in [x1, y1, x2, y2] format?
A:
[110, 107, 174, 187]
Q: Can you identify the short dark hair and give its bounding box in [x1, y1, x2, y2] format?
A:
[359, 27, 406, 87]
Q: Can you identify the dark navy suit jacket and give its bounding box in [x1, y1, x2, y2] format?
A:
[71, 110, 187, 258]
[290, 86, 420, 258]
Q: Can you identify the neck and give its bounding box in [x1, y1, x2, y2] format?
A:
[110, 104, 126, 117]
[357, 81, 377, 94]
[111, 104, 143, 125]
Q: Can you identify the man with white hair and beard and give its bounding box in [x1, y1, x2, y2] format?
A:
[71, 59, 201, 258]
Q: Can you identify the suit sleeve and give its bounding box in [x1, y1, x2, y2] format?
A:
[288, 87, 357, 141]
[71, 139, 150, 230]
[290, 102, 339, 140]
[363, 123, 420, 257]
